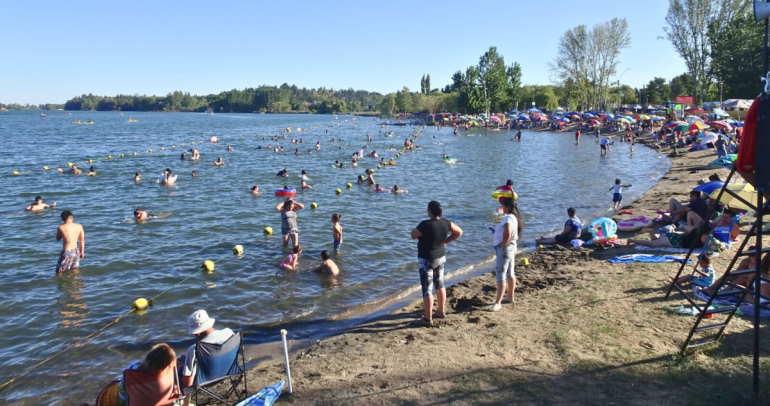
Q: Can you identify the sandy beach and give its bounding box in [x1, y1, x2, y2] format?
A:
[229, 138, 770, 405]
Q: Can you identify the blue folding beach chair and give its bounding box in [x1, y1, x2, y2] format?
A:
[190, 330, 247, 405]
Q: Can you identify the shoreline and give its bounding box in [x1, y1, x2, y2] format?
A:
[219, 134, 770, 405]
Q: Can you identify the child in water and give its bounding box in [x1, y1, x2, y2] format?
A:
[391, 185, 408, 194]
[332, 213, 343, 253]
[280, 245, 302, 271]
[314, 250, 340, 276]
[373, 184, 385, 192]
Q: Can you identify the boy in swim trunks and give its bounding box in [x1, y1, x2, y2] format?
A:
[314, 250, 340, 276]
[331, 214, 343, 252]
[55, 210, 84, 275]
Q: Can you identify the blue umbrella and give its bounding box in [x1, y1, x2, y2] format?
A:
[526, 107, 541, 113]
[694, 181, 725, 195]
[518, 114, 530, 121]
[560, 117, 571, 123]
[651, 116, 665, 121]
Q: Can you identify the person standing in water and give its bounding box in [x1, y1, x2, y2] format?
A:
[575, 128, 581, 144]
[275, 198, 304, 248]
[55, 210, 84, 275]
[411, 201, 463, 326]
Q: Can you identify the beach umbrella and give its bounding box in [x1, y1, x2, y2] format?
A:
[694, 181, 725, 195]
[689, 121, 709, 131]
[672, 124, 689, 132]
[587, 119, 600, 125]
[634, 114, 651, 121]
[518, 114, 530, 120]
[490, 116, 500, 121]
[559, 117, 571, 123]
[526, 107, 541, 113]
[667, 121, 687, 128]
[709, 182, 756, 211]
[616, 117, 631, 124]
[735, 122, 744, 127]
[723, 118, 737, 123]
[700, 133, 718, 145]
[651, 116, 665, 122]
[707, 120, 730, 130]
[712, 108, 729, 117]
[685, 115, 704, 122]
[601, 113, 614, 119]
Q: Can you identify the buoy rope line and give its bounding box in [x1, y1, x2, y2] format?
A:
[0, 247, 241, 391]
[8, 123, 334, 176]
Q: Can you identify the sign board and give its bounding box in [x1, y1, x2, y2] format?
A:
[675, 96, 694, 104]
[675, 104, 682, 110]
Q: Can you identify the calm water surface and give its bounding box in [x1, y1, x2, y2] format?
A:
[0, 111, 669, 404]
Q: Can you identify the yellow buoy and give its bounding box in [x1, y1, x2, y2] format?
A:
[264, 226, 273, 236]
[311, 202, 318, 209]
[346, 183, 352, 188]
[181, 144, 185, 147]
[335, 189, 342, 195]
[148, 149, 153, 153]
[12, 171, 19, 175]
[132, 298, 149, 311]
[191, 142, 195, 145]
[522, 258, 530, 266]
[160, 147, 165, 150]
[120, 154, 125, 157]
[538, 245, 544, 249]
[67, 162, 73, 167]
[203, 260, 215, 273]
[88, 159, 93, 163]
[107, 155, 112, 159]
[132, 152, 137, 155]
[43, 166, 49, 170]
[171, 146, 175, 149]
[233, 245, 244, 255]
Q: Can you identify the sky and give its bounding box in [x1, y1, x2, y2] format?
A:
[0, 0, 687, 105]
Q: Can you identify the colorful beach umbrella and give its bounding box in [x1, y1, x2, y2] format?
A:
[709, 182, 756, 211]
[707, 121, 730, 130]
[685, 115, 705, 122]
[689, 121, 709, 131]
[667, 121, 687, 128]
[634, 114, 651, 121]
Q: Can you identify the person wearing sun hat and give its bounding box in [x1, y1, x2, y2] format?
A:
[179, 310, 234, 388]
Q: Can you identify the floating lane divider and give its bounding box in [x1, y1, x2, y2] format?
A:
[0, 244, 244, 391]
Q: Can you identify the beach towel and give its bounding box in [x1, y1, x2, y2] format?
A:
[634, 245, 690, 253]
[608, 254, 691, 264]
[693, 289, 770, 319]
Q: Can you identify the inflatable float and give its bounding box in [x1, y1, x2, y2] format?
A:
[275, 188, 297, 196]
[587, 217, 618, 244]
[617, 216, 652, 232]
[491, 191, 519, 200]
[443, 158, 457, 164]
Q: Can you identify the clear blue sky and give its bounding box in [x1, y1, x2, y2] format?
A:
[0, 0, 686, 104]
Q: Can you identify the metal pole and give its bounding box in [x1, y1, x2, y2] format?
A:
[280, 329, 293, 394]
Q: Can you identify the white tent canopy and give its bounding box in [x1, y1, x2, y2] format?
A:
[722, 99, 753, 109]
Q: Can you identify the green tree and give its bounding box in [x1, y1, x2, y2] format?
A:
[425, 74, 431, 95]
[377, 93, 397, 115]
[506, 62, 522, 110]
[395, 87, 413, 113]
[709, 7, 764, 99]
[478, 46, 509, 113]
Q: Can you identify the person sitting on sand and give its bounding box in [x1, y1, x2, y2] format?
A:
[134, 171, 141, 182]
[391, 185, 407, 194]
[536, 207, 581, 245]
[277, 168, 289, 177]
[211, 157, 226, 166]
[314, 250, 340, 276]
[26, 196, 56, 211]
[280, 245, 302, 271]
[134, 208, 158, 221]
[684, 208, 739, 241]
[250, 186, 261, 195]
[87, 166, 96, 177]
[94, 343, 177, 406]
[668, 190, 709, 226]
[668, 254, 715, 290]
[702, 249, 760, 297]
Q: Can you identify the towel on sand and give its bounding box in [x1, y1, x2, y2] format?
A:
[608, 254, 691, 264]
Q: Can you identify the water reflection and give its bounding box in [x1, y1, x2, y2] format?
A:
[57, 270, 89, 330]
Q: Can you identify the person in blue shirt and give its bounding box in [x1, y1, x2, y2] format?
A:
[668, 190, 709, 225]
[668, 254, 715, 289]
[536, 207, 582, 245]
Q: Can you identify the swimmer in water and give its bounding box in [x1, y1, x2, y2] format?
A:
[134, 172, 141, 182]
[250, 186, 261, 195]
[191, 171, 196, 178]
[374, 183, 385, 192]
[295, 148, 300, 155]
[134, 208, 158, 221]
[380, 158, 387, 166]
[211, 157, 227, 166]
[366, 170, 375, 185]
[301, 179, 314, 190]
[226, 145, 233, 151]
[26, 196, 56, 211]
[316, 142, 321, 151]
[160, 168, 175, 186]
[391, 185, 408, 194]
[181, 152, 187, 160]
[388, 158, 396, 165]
[357, 175, 365, 184]
[277, 168, 289, 177]
[188, 148, 200, 160]
[313, 250, 340, 276]
[58, 165, 82, 174]
[87, 166, 96, 177]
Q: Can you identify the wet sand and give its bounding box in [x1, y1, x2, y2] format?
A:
[211, 135, 770, 405]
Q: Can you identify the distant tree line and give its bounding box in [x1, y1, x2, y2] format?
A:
[0, 102, 65, 110]
[63, 84, 383, 113]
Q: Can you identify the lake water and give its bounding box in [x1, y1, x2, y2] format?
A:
[0, 111, 669, 404]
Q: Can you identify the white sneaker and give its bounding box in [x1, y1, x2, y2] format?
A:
[490, 303, 502, 312]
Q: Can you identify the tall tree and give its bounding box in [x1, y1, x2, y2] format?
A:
[395, 86, 413, 113]
[507, 62, 523, 110]
[664, 0, 748, 104]
[709, 6, 764, 99]
[425, 74, 431, 95]
[478, 46, 509, 113]
[420, 75, 426, 95]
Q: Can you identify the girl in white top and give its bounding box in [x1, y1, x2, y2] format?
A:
[490, 197, 523, 311]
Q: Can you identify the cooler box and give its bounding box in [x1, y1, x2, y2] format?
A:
[713, 227, 731, 244]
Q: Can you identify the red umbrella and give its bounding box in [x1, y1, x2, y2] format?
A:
[708, 120, 730, 130]
[685, 107, 706, 115]
[587, 119, 600, 125]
